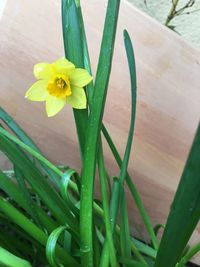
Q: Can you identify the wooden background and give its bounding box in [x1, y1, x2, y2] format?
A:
[0, 0, 200, 263]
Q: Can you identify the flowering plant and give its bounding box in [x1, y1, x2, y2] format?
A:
[0, 1, 200, 267]
[25, 58, 92, 116]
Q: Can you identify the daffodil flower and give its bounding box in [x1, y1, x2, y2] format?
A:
[25, 58, 92, 117]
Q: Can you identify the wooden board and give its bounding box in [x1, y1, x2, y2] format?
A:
[0, 0, 200, 263]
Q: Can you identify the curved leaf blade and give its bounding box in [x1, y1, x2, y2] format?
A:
[154, 123, 200, 267]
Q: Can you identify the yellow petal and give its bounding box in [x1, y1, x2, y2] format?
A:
[45, 95, 66, 117]
[25, 80, 48, 101]
[34, 63, 54, 80]
[69, 68, 92, 87]
[53, 58, 75, 75]
[66, 86, 86, 109]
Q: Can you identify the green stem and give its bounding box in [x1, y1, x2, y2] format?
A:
[79, 1, 120, 266]
[120, 188, 132, 265]
[75, 0, 157, 254]
[75, 6, 150, 262]
[98, 142, 118, 267]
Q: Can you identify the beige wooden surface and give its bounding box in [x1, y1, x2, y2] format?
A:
[0, 0, 200, 263]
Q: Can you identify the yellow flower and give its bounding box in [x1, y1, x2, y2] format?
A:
[25, 58, 92, 117]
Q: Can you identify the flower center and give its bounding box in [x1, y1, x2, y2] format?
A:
[47, 74, 72, 98]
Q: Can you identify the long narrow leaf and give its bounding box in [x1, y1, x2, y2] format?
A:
[118, 34, 136, 257]
[0, 126, 62, 176]
[0, 133, 79, 237]
[110, 30, 147, 265]
[14, 166, 42, 228]
[0, 247, 31, 267]
[60, 169, 80, 218]
[0, 123, 156, 259]
[100, 30, 157, 247]
[75, 5, 115, 261]
[154, 123, 200, 267]
[112, 29, 137, 227]
[176, 242, 200, 267]
[0, 126, 79, 195]
[0, 170, 58, 233]
[0, 198, 80, 267]
[111, 28, 135, 247]
[75, 1, 112, 199]
[46, 226, 68, 267]
[0, 107, 60, 187]
[98, 144, 117, 267]
[119, 257, 148, 267]
[80, 1, 121, 266]
[62, 0, 88, 159]
[74, 1, 94, 105]
[120, 189, 132, 266]
[102, 123, 158, 250]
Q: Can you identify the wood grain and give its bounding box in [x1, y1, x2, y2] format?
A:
[0, 0, 200, 263]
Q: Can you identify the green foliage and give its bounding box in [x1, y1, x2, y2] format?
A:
[0, 247, 31, 267]
[0, 0, 200, 267]
[154, 123, 200, 267]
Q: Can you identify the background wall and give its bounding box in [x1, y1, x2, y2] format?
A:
[128, 0, 200, 47]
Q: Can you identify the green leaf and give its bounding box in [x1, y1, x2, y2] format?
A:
[46, 226, 68, 267]
[0, 217, 48, 263]
[73, 0, 94, 105]
[75, 7, 116, 260]
[102, 123, 158, 250]
[120, 189, 132, 266]
[176, 241, 200, 267]
[0, 247, 32, 267]
[62, 4, 102, 263]
[0, 131, 79, 237]
[109, 30, 148, 266]
[60, 169, 80, 217]
[79, 0, 121, 266]
[153, 224, 165, 237]
[0, 199, 80, 267]
[0, 126, 62, 178]
[0, 107, 60, 187]
[62, 0, 88, 160]
[99, 177, 120, 267]
[154, 123, 200, 267]
[62, 0, 84, 68]
[0, 232, 21, 257]
[118, 29, 137, 180]
[111, 29, 137, 225]
[110, 177, 120, 231]
[0, 170, 58, 233]
[111, 30, 146, 265]
[98, 144, 117, 267]
[0, 125, 79, 194]
[14, 167, 42, 228]
[119, 257, 148, 267]
[132, 239, 157, 259]
[101, 30, 157, 251]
